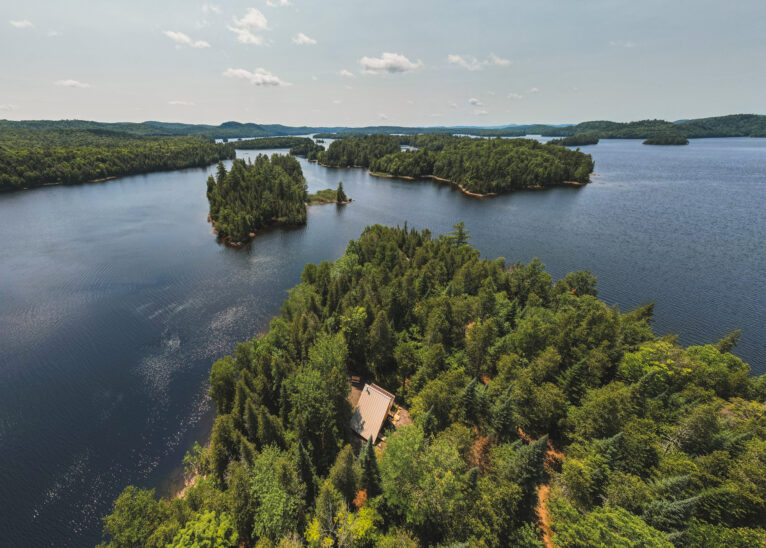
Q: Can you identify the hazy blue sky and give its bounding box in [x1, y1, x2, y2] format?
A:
[1, 0, 764, 126]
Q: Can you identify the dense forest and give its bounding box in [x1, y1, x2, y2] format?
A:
[317, 135, 595, 195]
[643, 135, 690, 146]
[206, 155, 308, 243]
[0, 127, 235, 191]
[234, 137, 319, 150]
[99, 224, 766, 547]
[548, 135, 600, 147]
[316, 135, 401, 168]
[289, 140, 325, 160]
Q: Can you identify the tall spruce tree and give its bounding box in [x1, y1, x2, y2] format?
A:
[359, 437, 382, 498]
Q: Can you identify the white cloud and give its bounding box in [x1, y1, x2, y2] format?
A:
[0, 104, 19, 111]
[292, 32, 316, 45]
[609, 40, 636, 48]
[529, 87, 540, 93]
[163, 30, 210, 48]
[10, 19, 33, 29]
[360, 52, 422, 75]
[507, 92, 523, 100]
[223, 67, 289, 86]
[448, 101, 458, 109]
[448, 54, 482, 71]
[266, 0, 290, 6]
[169, 100, 195, 106]
[54, 79, 91, 88]
[202, 3, 221, 15]
[468, 97, 483, 106]
[228, 8, 268, 44]
[488, 53, 511, 66]
[448, 52, 511, 70]
[47, 30, 61, 37]
[339, 69, 355, 78]
[474, 109, 488, 115]
[332, 99, 342, 104]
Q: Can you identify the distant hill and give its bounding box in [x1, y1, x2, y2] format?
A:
[1, 113, 764, 140]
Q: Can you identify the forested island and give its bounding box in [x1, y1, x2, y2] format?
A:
[317, 135, 594, 196]
[643, 135, 690, 146]
[206, 155, 308, 245]
[100, 223, 766, 547]
[548, 134, 600, 147]
[0, 127, 235, 191]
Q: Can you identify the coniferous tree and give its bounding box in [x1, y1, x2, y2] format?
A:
[336, 182, 348, 203]
[359, 437, 382, 498]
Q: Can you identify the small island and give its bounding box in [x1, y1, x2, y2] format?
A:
[643, 134, 689, 146]
[316, 134, 595, 196]
[206, 155, 308, 246]
[308, 182, 351, 205]
[548, 134, 600, 147]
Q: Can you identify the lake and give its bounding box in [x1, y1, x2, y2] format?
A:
[0, 137, 764, 546]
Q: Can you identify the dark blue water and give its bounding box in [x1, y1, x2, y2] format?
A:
[0, 138, 764, 546]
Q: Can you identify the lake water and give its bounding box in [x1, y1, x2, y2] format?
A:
[0, 138, 764, 546]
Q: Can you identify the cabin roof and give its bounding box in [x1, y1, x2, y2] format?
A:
[350, 383, 395, 443]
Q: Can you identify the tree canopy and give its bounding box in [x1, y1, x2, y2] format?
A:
[101, 224, 766, 547]
[206, 155, 308, 243]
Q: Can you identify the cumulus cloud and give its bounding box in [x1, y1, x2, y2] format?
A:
[228, 8, 268, 44]
[223, 67, 289, 86]
[0, 104, 19, 111]
[266, 0, 290, 6]
[54, 79, 91, 88]
[292, 32, 316, 45]
[488, 53, 511, 66]
[169, 100, 195, 106]
[10, 19, 33, 28]
[448, 53, 511, 70]
[447, 54, 482, 71]
[360, 52, 422, 75]
[529, 87, 540, 93]
[507, 92, 523, 100]
[468, 97, 483, 106]
[163, 30, 210, 48]
[202, 3, 221, 15]
[339, 69, 355, 78]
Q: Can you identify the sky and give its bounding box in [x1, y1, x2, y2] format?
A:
[1, 0, 765, 126]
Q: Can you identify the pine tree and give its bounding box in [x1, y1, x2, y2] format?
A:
[336, 181, 348, 203]
[359, 437, 382, 498]
[295, 441, 317, 503]
[461, 378, 479, 425]
[328, 444, 360, 505]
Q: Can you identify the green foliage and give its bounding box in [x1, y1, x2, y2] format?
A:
[103, 224, 766, 547]
[548, 134, 600, 147]
[0, 126, 234, 190]
[643, 134, 690, 145]
[317, 134, 401, 168]
[550, 498, 673, 547]
[167, 511, 237, 548]
[207, 155, 308, 242]
[364, 135, 596, 194]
